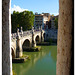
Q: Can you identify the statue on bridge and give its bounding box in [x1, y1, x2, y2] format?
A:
[21, 27, 23, 37]
[32, 26, 36, 47]
[16, 28, 23, 58]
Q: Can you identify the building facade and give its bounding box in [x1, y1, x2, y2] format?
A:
[44, 15, 59, 41]
[49, 15, 59, 29]
[34, 13, 58, 41]
[34, 13, 50, 29]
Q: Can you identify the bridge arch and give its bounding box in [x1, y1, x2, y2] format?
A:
[43, 33, 45, 40]
[22, 39, 31, 49]
[11, 47, 15, 59]
[35, 35, 39, 42]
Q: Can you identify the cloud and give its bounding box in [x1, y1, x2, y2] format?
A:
[11, 5, 28, 13]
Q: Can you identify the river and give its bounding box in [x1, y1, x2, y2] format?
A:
[13, 46, 57, 75]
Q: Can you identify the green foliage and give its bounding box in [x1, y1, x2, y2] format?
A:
[54, 18, 58, 29]
[11, 11, 34, 33]
[51, 14, 54, 16]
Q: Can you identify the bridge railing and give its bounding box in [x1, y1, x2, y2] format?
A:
[11, 29, 43, 39]
[23, 30, 32, 36]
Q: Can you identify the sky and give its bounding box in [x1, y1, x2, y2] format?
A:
[11, 0, 59, 16]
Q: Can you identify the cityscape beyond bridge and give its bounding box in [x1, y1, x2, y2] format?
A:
[11, 27, 45, 58]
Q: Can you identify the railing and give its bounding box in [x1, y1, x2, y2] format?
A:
[11, 29, 42, 39]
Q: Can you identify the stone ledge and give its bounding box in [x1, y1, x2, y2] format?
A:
[12, 56, 29, 63]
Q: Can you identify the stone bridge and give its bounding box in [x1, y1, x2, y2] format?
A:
[11, 27, 45, 58]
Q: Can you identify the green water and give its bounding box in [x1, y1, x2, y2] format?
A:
[13, 46, 57, 75]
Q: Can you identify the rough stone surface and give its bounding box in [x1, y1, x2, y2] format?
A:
[57, 0, 73, 75]
[2, 0, 12, 75]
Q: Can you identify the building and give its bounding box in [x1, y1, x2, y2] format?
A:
[34, 13, 59, 41]
[49, 15, 59, 29]
[44, 15, 59, 41]
[34, 13, 50, 29]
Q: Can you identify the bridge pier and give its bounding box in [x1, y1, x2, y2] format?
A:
[39, 36, 41, 43]
[16, 29, 23, 58]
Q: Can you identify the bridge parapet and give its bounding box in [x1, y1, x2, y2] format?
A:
[11, 29, 44, 39]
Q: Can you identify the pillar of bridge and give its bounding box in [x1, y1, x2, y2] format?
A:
[16, 29, 23, 58]
[32, 27, 36, 47]
[39, 37, 41, 43]
[57, 0, 73, 75]
[41, 26, 44, 42]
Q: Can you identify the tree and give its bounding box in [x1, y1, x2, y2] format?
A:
[54, 18, 58, 29]
[51, 14, 54, 16]
[11, 11, 34, 33]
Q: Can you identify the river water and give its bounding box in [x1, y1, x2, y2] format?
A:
[13, 46, 57, 75]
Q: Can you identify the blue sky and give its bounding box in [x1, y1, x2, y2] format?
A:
[11, 0, 59, 15]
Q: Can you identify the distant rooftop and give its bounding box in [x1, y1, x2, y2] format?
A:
[35, 12, 50, 17]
